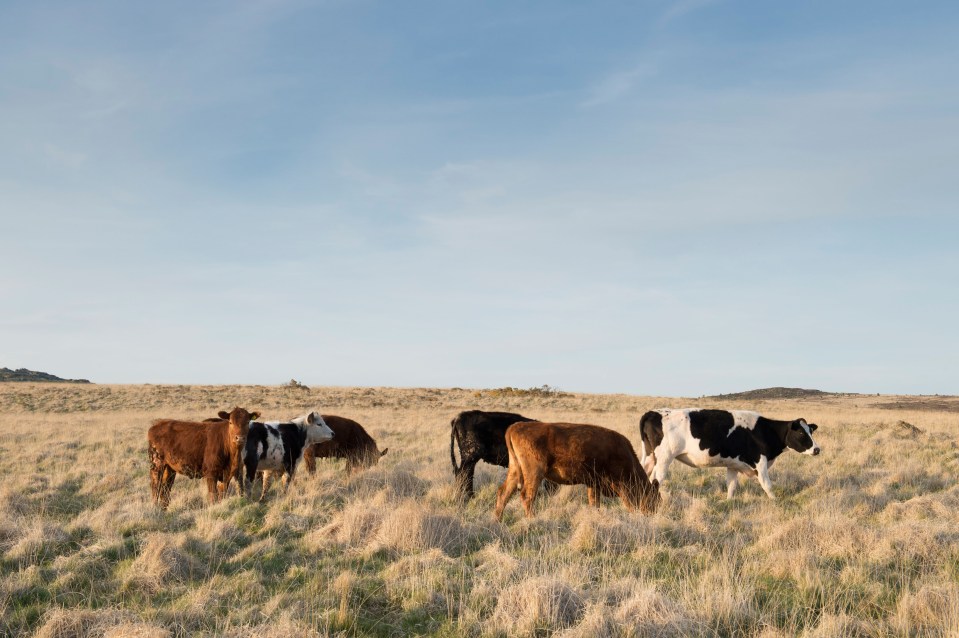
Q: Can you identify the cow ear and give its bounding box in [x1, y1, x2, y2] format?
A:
[250, 412, 261, 421]
[380, 448, 389, 457]
[218, 411, 230, 420]
[808, 423, 818, 432]
[306, 412, 316, 425]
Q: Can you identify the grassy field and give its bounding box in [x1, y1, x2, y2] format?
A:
[1, 383, 957, 637]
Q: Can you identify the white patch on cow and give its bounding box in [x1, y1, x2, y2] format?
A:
[255, 425, 287, 472]
[756, 455, 776, 499]
[729, 410, 760, 432]
[798, 420, 821, 455]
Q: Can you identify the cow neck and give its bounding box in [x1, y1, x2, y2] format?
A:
[294, 423, 308, 447]
[757, 417, 789, 457]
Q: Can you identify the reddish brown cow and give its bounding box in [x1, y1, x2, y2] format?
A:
[302, 415, 387, 475]
[494, 421, 660, 520]
[148, 407, 259, 509]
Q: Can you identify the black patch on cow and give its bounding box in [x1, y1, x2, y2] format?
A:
[450, 410, 560, 500]
[244, 422, 269, 463]
[639, 411, 664, 456]
[687, 410, 789, 468]
[274, 422, 309, 475]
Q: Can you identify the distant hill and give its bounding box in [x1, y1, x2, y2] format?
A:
[0, 367, 91, 383]
[706, 387, 835, 400]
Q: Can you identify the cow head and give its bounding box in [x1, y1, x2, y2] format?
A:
[225, 407, 258, 446]
[298, 411, 335, 446]
[639, 477, 661, 514]
[785, 418, 820, 456]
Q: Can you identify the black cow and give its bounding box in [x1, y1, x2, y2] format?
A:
[450, 410, 559, 500]
[639, 408, 820, 499]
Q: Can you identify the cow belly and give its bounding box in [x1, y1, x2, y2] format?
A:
[680, 449, 752, 472]
[256, 443, 286, 472]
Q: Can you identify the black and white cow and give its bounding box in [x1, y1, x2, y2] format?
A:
[243, 411, 334, 500]
[639, 408, 820, 499]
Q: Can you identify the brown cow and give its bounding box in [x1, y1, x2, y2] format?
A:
[148, 407, 259, 509]
[494, 421, 660, 520]
[302, 415, 387, 475]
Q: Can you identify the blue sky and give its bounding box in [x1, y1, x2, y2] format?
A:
[2, 0, 957, 395]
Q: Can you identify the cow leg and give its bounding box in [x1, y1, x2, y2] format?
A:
[494, 464, 521, 521]
[755, 457, 776, 499]
[455, 459, 478, 501]
[157, 466, 176, 510]
[149, 460, 163, 505]
[726, 468, 741, 499]
[518, 465, 544, 518]
[206, 476, 220, 504]
[245, 463, 256, 498]
[260, 472, 271, 501]
[303, 448, 317, 475]
[587, 487, 599, 507]
[219, 469, 234, 499]
[149, 446, 169, 507]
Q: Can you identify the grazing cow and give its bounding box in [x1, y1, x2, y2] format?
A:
[495, 421, 660, 520]
[243, 411, 335, 499]
[639, 408, 821, 499]
[148, 407, 259, 509]
[302, 415, 388, 476]
[450, 410, 551, 500]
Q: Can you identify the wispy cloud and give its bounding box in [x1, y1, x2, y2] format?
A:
[581, 63, 657, 107]
[659, 0, 722, 25]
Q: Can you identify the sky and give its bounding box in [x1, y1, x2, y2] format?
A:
[2, 0, 958, 395]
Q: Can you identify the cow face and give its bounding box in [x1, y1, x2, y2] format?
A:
[227, 407, 257, 446]
[785, 419, 820, 456]
[302, 411, 335, 446]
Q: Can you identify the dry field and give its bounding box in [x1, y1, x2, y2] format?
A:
[1, 383, 958, 637]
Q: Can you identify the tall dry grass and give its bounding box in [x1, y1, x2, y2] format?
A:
[0, 383, 957, 636]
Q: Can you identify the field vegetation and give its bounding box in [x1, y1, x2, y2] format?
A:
[1, 383, 957, 637]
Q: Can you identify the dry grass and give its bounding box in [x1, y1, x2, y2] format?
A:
[1, 383, 958, 637]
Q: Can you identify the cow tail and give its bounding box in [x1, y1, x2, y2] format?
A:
[639, 412, 652, 462]
[450, 419, 460, 472]
[504, 427, 518, 478]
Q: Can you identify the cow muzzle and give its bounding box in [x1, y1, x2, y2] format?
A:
[812, 446, 821, 455]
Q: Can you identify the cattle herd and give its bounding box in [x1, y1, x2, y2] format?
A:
[147, 406, 821, 515]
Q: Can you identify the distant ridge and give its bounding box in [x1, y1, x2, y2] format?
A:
[706, 387, 834, 400]
[0, 367, 91, 384]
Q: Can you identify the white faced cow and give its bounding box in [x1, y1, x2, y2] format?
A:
[639, 408, 820, 499]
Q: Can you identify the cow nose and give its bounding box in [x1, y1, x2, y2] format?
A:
[813, 447, 821, 455]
